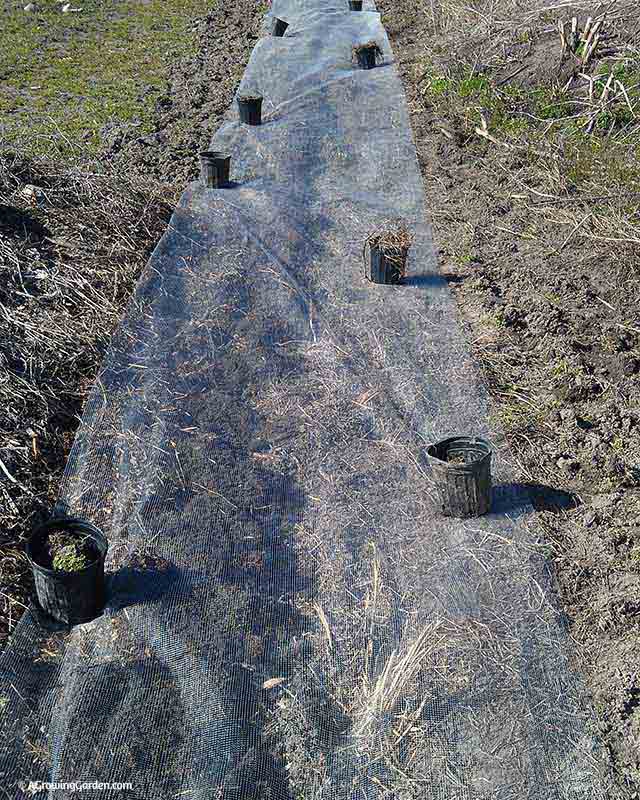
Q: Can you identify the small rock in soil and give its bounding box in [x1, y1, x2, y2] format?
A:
[591, 493, 618, 510]
[559, 408, 576, 423]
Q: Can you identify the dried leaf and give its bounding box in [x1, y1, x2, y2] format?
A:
[262, 677, 285, 689]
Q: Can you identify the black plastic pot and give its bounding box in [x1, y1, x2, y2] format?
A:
[425, 436, 492, 518]
[200, 151, 231, 188]
[27, 517, 108, 627]
[349, 0, 363, 9]
[355, 44, 379, 69]
[272, 17, 288, 36]
[238, 95, 263, 126]
[366, 242, 406, 285]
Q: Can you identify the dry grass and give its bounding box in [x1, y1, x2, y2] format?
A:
[364, 219, 413, 280]
[285, 535, 574, 793]
[0, 147, 176, 648]
[353, 620, 444, 740]
[353, 40, 383, 55]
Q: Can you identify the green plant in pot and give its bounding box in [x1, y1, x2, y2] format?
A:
[27, 517, 108, 627]
[47, 531, 93, 572]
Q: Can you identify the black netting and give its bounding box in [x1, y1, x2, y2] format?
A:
[0, 2, 615, 798]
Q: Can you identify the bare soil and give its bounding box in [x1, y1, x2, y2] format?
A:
[102, 0, 263, 184]
[0, 0, 264, 649]
[379, 0, 640, 794]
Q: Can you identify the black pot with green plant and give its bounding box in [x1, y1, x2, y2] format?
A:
[27, 517, 108, 627]
[349, 0, 363, 10]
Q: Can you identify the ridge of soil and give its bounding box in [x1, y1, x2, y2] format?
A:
[0, 0, 264, 649]
[379, 0, 640, 795]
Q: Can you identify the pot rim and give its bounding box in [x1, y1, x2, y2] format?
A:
[199, 150, 231, 161]
[27, 517, 107, 577]
[426, 435, 492, 466]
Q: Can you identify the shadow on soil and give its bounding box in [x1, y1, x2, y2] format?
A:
[492, 481, 581, 515]
[402, 273, 446, 287]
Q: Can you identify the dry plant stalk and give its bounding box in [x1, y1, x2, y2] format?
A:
[352, 40, 383, 58]
[362, 545, 381, 683]
[353, 620, 444, 739]
[558, 15, 604, 66]
[364, 219, 413, 278]
[579, 70, 636, 134]
[314, 602, 333, 651]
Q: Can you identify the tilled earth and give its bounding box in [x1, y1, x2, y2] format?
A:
[379, 0, 640, 794]
[103, 0, 264, 185]
[0, 0, 264, 648]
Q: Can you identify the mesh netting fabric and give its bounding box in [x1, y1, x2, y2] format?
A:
[0, 2, 614, 798]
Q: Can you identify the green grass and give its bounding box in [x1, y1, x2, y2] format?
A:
[421, 54, 640, 141]
[457, 75, 490, 99]
[418, 56, 640, 203]
[421, 67, 533, 136]
[532, 86, 571, 120]
[0, 0, 210, 159]
[52, 543, 89, 572]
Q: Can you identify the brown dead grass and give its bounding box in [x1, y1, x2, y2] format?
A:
[0, 148, 176, 647]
